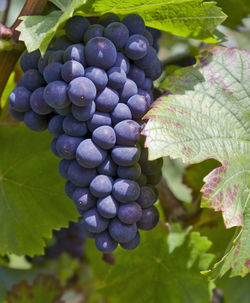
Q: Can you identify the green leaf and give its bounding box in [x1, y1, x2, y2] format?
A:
[78, 0, 226, 42]
[143, 47, 250, 277]
[167, 223, 192, 253]
[86, 225, 212, 303]
[216, 0, 250, 29]
[7, 273, 63, 303]
[0, 72, 16, 122]
[16, 0, 86, 55]
[216, 274, 250, 303]
[0, 125, 79, 256]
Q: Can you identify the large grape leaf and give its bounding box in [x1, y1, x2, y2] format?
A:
[0, 125, 79, 256]
[16, 0, 86, 55]
[86, 225, 213, 303]
[78, 0, 226, 43]
[143, 47, 250, 277]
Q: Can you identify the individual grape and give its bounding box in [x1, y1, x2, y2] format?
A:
[72, 102, 95, 122]
[85, 67, 108, 91]
[65, 180, 77, 199]
[99, 13, 120, 26]
[95, 231, 118, 253]
[111, 103, 132, 124]
[63, 44, 85, 65]
[120, 232, 140, 250]
[137, 88, 153, 106]
[123, 14, 145, 35]
[76, 138, 107, 168]
[92, 125, 116, 150]
[63, 114, 88, 137]
[137, 205, 159, 230]
[107, 67, 127, 89]
[137, 186, 157, 208]
[97, 155, 117, 177]
[114, 120, 140, 146]
[50, 138, 60, 157]
[83, 208, 108, 233]
[30, 87, 53, 115]
[90, 175, 113, 198]
[143, 30, 154, 46]
[137, 173, 147, 186]
[65, 16, 90, 43]
[117, 163, 141, 180]
[118, 202, 142, 224]
[113, 52, 130, 74]
[146, 172, 162, 185]
[52, 36, 72, 51]
[68, 161, 96, 187]
[38, 50, 53, 73]
[48, 115, 64, 137]
[135, 46, 158, 69]
[104, 22, 129, 49]
[44, 80, 70, 109]
[85, 37, 117, 70]
[18, 69, 45, 91]
[9, 87, 31, 112]
[56, 134, 82, 159]
[124, 34, 149, 60]
[68, 77, 96, 106]
[127, 94, 149, 119]
[112, 178, 140, 203]
[111, 145, 141, 166]
[43, 62, 62, 83]
[127, 64, 145, 87]
[24, 111, 48, 131]
[95, 87, 119, 112]
[9, 105, 24, 121]
[61, 60, 85, 83]
[140, 77, 153, 91]
[48, 50, 64, 64]
[55, 104, 72, 116]
[84, 24, 104, 43]
[82, 224, 96, 238]
[58, 159, 72, 179]
[109, 218, 137, 243]
[72, 187, 96, 211]
[20, 50, 40, 72]
[119, 78, 138, 102]
[97, 195, 118, 218]
[87, 111, 111, 132]
[145, 58, 162, 80]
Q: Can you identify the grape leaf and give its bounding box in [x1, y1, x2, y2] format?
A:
[7, 273, 63, 303]
[16, 0, 86, 55]
[0, 125, 79, 256]
[78, 0, 226, 43]
[143, 46, 250, 277]
[0, 266, 36, 302]
[86, 225, 213, 303]
[216, 0, 250, 29]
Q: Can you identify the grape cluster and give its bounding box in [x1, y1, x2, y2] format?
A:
[9, 13, 163, 253]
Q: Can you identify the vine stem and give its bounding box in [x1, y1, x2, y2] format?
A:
[0, 0, 48, 100]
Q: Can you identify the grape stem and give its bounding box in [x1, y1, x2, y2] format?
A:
[2, 0, 11, 25]
[0, 0, 48, 100]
